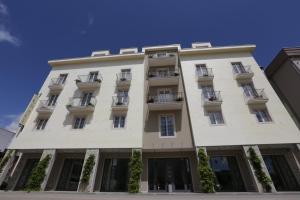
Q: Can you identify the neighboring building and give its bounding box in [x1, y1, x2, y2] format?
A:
[0, 128, 15, 158]
[1, 43, 300, 193]
[265, 47, 300, 129]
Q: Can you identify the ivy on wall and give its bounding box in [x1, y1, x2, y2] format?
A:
[80, 154, 95, 184]
[197, 148, 215, 193]
[25, 154, 51, 191]
[248, 147, 272, 192]
[128, 150, 142, 193]
[0, 150, 12, 173]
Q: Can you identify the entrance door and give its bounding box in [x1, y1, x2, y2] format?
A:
[56, 159, 83, 191]
[100, 158, 129, 192]
[263, 155, 300, 191]
[148, 158, 192, 192]
[210, 156, 246, 192]
[15, 158, 39, 190]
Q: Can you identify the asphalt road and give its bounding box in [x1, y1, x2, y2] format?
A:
[1, 192, 300, 200]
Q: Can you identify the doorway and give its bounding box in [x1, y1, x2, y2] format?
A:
[15, 158, 39, 190]
[210, 156, 246, 192]
[148, 158, 192, 192]
[56, 159, 83, 191]
[263, 155, 300, 191]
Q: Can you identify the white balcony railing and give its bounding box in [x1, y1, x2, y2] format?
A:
[201, 91, 222, 107]
[116, 72, 132, 87]
[243, 89, 268, 104]
[66, 97, 97, 113]
[233, 65, 254, 80]
[48, 78, 65, 90]
[111, 96, 129, 110]
[75, 75, 102, 90]
[36, 100, 55, 114]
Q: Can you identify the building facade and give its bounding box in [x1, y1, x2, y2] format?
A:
[0, 128, 16, 159]
[265, 47, 300, 129]
[1, 43, 300, 193]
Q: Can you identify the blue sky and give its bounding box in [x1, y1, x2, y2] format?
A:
[0, 0, 300, 131]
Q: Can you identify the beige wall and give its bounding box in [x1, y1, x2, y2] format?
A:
[271, 60, 300, 128]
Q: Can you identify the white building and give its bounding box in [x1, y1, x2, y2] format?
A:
[1, 43, 300, 193]
[0, 128, 15, 155]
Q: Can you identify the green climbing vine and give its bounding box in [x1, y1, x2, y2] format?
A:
[128, 150, 142, 193]
[248, 147, 272, 192]
[0, 150, 12, 173]
[25, 154, 51, 191]
[80, 154, 96, 184]
[197, 148, 215, 193]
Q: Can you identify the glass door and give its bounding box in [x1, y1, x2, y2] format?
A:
[15, 158, 39, 190]
[100, 158, 130, 192]
[81, 92, 93, 106]
[202, 86, 215, 99]
[158, 89, 172, 102]
[117, 90, 128, 104]
[48, 94, 58, 106]
[210, 156, 246, 192]
[88, 72, 98, 82]
[232, 62, 246, 73]
[156, 68, 169, 78]
[56, 159, 84, 191]
[242, 83, 257, 97]
[263, 155, 300, 191]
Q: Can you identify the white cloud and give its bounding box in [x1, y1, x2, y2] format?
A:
[0, 1, 8, 15]
[3, 113, 22, 133]
[0, 1, 20, 46]
[0, 27, 20, 46]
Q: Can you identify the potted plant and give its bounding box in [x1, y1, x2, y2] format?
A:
[120, 77, 127, 81]
[95, 78, 102, 83]
[174, 72, 179, 76]
[147, 98, 154, 103]
[75, 79, 81, 83]
[176, 97, 183, 101]
[116, 101, 123, 106]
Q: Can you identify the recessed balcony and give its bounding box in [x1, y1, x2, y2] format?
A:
[36, 100, 55, 114]
[147, 92, 183, 111]
[116, 72, 132, 88]
[202, 91, 222, 107]
[75, 75, 102, 90]
[243, 89, 268, 105]
[48, 78, 65, 91]
[111, 96, 129, 111]
[66, 97, 97, 113]
[148, 70, 179, 86]
[196, 68, 214, 83]
[233, 66, 254, 81]
[148, 52, 177, 67]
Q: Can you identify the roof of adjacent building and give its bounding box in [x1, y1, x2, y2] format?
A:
[265, 47, 300, 77]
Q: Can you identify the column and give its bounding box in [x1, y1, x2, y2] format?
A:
[242, 145, 276, 193]
[78, 149, 100, 192]
[0, 150, 16, 186]
[40, 149, 56, 191]
[140, 155, 148, 193]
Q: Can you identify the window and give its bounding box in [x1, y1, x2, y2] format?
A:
[242, 83, 257, 97]
[160, 115, 175, 137]
[196, 64, 209, 76]
[73, 117, 86, 129]
[36, 118, 48, 130]
[57, 74, 68, 84]
[48, 94, 59, 106]
[208, 111, 224, 125]
[158, 88, 172, 102]
[88, 72, 98, 82]
[232, 62, 246, 74]
[255, 109, 272, 122]
[202, 86, 215, 99]
[116, 90, 128, 104]
[113, 116, 126, 128]
[81, 92, 93, 106]
[120, 69, 131, 80]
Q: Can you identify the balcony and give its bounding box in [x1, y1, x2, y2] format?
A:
[148, 52, 177, 67]
[48, 78, 65, 91]
[66, 97, 97, 113]
[147, 92, 183, 111]
[202, 91, 222, 107]
[36, 100, 55, 114]
[116, 72, 132, 88]
[148, 71, 179, 86]
[243, 89, 268, 105]
[75, 75, 102, 90]
[196, 68, 214, 83]
[233, 66, 254, 81]
[111, 96, 129, 111]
